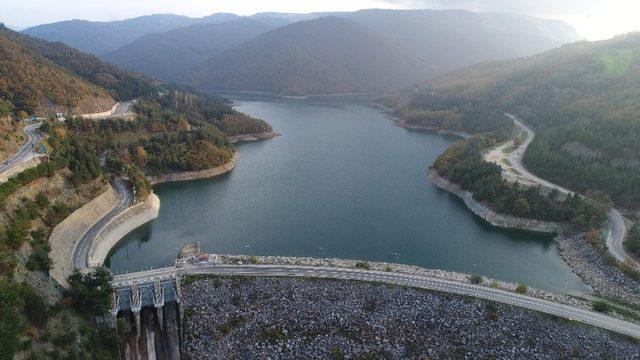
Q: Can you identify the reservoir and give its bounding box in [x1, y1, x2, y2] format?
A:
[107, 96, 589, 294]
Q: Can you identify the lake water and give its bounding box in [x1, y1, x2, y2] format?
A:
[107, 96, 589, 294]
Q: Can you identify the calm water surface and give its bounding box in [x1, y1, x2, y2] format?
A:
[107, 96, 588, 294]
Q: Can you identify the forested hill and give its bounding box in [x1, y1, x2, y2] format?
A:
[387, 33, 640, 209]
[0, 25, 115, 115]
[2, 27, 155, 101]
[182, 16, 426, 95]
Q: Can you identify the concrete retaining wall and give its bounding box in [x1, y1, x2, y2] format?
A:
[148, 153, 238, 185]
[89, 192, 160, 267]
[49, 185, 118, 286]
[428, 169, 564, 234]
[0, 157, 41, 183]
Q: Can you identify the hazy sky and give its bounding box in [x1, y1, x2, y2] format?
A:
[2, 0, 639, 40]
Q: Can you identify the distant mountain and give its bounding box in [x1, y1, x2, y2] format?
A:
[182, 16, 426, 95]
[102, 18, 277, 82]
[181, 10, 581, 95]
[22, 13, 240, 55]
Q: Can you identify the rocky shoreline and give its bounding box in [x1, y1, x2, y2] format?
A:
[182, 276, 640, 359]
[428, 168, 640, 307]
[558, 233, 640, 304]
[428, 169, 565, 234]
[393, 120, 472, 138]
[229, 131, 281, 144]
[148, 153, 239, 185]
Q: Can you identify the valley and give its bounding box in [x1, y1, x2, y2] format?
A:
[1, 4, 639, 359]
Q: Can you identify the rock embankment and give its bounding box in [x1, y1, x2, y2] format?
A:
[148, 153, 239, 185]
[88, 192, 160, 267]
[215, 254, 589, 309]
[229, 131, 280, 144]
[559, 233, 640, 304]
[49, 185, 118, 285]
[428, 169, 564, 234]
[394, 120, 471, 138]
[182, 277, 639, 359]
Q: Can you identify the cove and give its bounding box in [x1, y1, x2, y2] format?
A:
[106, 96, 589, 294]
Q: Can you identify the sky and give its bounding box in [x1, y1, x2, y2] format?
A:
[2, 0, 639, 40]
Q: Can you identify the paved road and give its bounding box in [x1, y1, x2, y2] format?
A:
[81, 100, 135, 119]
[0, 123, 42, 177]
[112, 263, 640, 339]
[72, 178, 133, 270]
[505, 113, 637, 269]
[505, 114, 573, 195]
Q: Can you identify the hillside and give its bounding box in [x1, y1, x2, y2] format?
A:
[387, 33, 640, 209]
[2, 27, 155, 101]
[102, 18, 277, 82]
[0, 26, 115, 114]
[182, 16, 425, 95]
[22, 13, 240, 55]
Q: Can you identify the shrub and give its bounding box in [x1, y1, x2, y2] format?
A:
[248, 256, 259, 264]
[592, 301, 611, 313]
[515, 284, 528, 294]
[469, 274, 483, 284]
[330, 347, 345, 360]
[355, 261, 371, 270]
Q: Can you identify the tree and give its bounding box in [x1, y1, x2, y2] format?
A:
[16, 110, 29, 119]
[67, 266, 114, 316]
[515, 284, 528, 294]
[35, 191, 50, 207]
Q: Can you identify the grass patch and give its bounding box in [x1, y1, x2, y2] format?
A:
[218, 315, 245, 335]
[468, 274, 483, 284]
[355, 261, 372, 270]
[592, 301, 611, 313]
[260, 328, 287, 343]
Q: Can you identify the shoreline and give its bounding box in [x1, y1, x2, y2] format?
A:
[229, 131, 281, 144]
[428, 168, 565, 234]
[148, 152, 239, 185]
[83, 129, 281, 274]
[394, 120, 472, 139]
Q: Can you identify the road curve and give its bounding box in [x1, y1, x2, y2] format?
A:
[0, 123, 42, 178]
[505, 113, 637, 269]
[72, 178, 133, 271]
[113, 263, 640, 339]
[80, 100, 135, 119]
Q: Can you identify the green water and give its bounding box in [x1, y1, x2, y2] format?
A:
[107, 96, 589, 294]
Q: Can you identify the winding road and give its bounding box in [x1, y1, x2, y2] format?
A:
[0, 123, 42, 179]
[501, 113, 637, 269]
[72, 178, 133, 271]
[80, 100, 135, 119]
[112, 263, 640, 340]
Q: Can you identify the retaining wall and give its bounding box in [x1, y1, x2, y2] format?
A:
[88, 192, 160, 267]
[49, 185, 118, 286]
